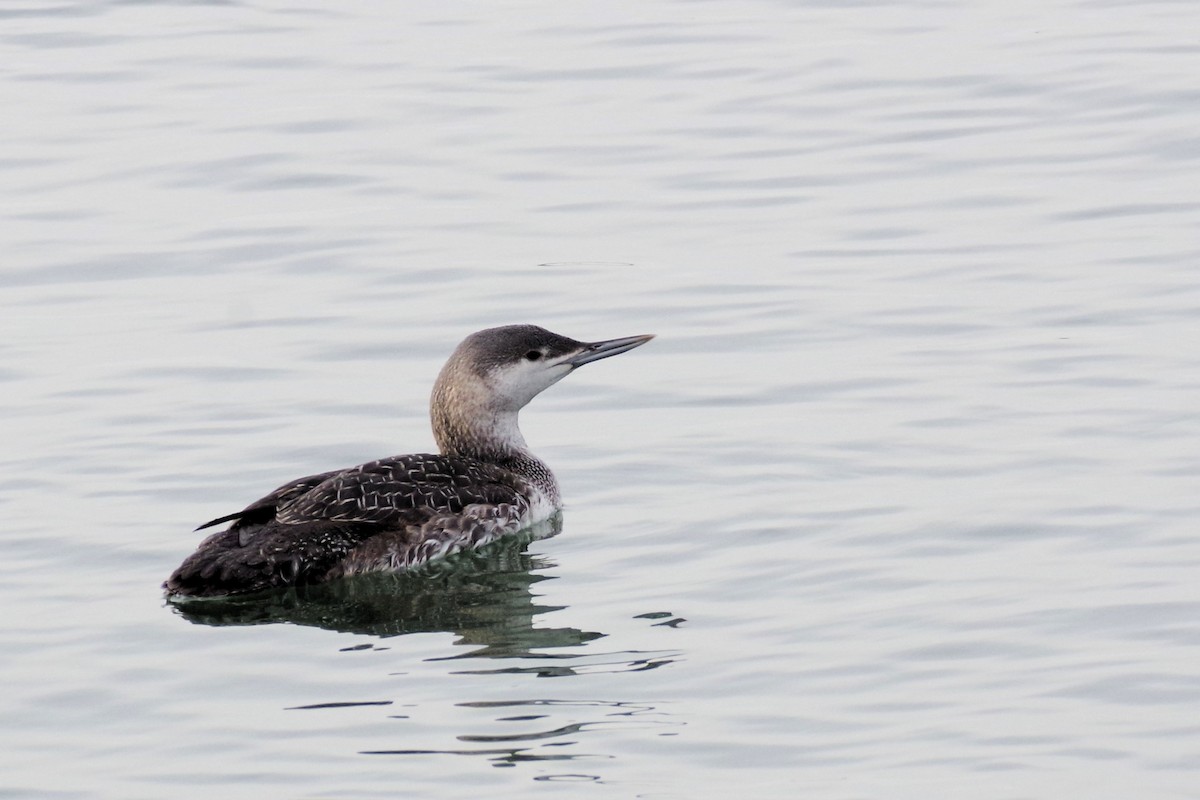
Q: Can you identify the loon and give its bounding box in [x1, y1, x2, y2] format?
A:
[164, 325, 653, 598]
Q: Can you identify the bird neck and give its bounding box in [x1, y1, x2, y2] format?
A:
[432, 404, 558, 499]
[429, 360, 561, 503]
[433, 402, 528, 463]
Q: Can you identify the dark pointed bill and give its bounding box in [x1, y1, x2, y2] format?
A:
[566, 334, 655, 367]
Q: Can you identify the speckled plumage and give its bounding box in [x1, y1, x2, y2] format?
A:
[166, 455, 538, 597]
[165, 325, 652, 598]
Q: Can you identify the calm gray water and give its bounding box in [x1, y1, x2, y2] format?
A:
[3, 1, 1199, 798]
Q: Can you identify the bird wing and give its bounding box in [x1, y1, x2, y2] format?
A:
[169, 455, 531, 597]
[194, 469, 344, 532]
[274, 454, 529, 526]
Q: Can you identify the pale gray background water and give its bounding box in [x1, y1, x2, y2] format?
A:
[2, 1, 1198, 798]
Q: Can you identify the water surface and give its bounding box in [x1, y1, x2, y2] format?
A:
[2, 1, 1199, 798]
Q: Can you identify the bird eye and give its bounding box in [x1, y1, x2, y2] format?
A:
[525, 350, 542, 361]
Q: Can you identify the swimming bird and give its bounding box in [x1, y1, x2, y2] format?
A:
[164, 325, 653, 598]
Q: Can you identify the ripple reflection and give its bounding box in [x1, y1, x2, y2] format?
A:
[169, 517, 683, 780]
[364, 699, 681, 769]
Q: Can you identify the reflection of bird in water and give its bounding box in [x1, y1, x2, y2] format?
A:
[165, 325, 653, 598]
[171, 517, 603, 655]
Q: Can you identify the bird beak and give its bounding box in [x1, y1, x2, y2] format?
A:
[566, 334, 655, 367]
